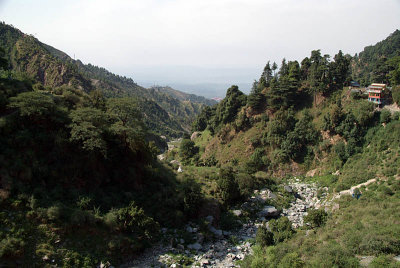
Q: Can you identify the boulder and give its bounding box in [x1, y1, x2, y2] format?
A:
[200, 259, 210, 266]
[258, 206, 279, 218]
[205, 215, 214, 224]
[191, 131, 201, 141]
[170, 159, 180, 165]
[209, 226, 223, 237]
[268, 191, 277, 199]
[187, 242, 202, 251]
[232, 210, 242, 217]
[197, 233, 204, 244]
[284, 185, 293, 193]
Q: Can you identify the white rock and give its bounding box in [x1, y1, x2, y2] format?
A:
[232, 209, 242, 217]
[258, 206, 279, 218]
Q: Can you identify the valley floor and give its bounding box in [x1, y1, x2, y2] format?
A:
[123, 179, 328, 267]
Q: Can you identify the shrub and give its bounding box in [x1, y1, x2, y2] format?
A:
[179, 177, 203, 218]
[269, 217, 295, 243]
[220, 211, 242, 231]
[380, 109, 391, 124]
[392, 85, 400, 105]
[245, 148, 268, 174]
[62, 251, 94, 268]
[46, 205, 65, 222]
[256, 225, 274, 247]
[76, 196, 92, 210]
[334, 141, 348, 162]
[304, 209, 328, 228]
[179, 139, 198, 164]
[0, 237, 25, 258]
[370, 255, 399, 268]
[104, 209, 119, 231]
[393, 111, 400, 121]
[311, 241, 360, 267]
[116, 202, 160, 241]
[279, 252, 305, 268]
[216, 168, 241, 207]
[70, 209, 96, 226]
[236, 173, 259, 197]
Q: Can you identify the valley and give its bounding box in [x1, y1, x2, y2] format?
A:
[0, 19, 400, 268]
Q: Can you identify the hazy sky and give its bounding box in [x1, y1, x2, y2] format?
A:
[0, 0, 399, 96]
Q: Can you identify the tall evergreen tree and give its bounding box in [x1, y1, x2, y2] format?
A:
[248, 80, 265, 112]
[272, 62, 278, 77]
[331, 50, 351, 90]
[261, 61, 273, 86]
[279, 58, 289, 77]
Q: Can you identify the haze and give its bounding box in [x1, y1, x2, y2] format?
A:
[0, 0, 399, 97]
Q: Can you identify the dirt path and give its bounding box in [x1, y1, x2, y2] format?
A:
[383, 103, 400, 113]
[333, 178, 377, 199]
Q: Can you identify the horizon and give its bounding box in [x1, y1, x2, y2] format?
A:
[0, 0, 399, 98]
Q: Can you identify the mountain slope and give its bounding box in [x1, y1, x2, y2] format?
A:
[351, 29, 400, 86]
[0, 22, 213, 137]
[189, 30, 400, 182]
[150, 86, 217, 106]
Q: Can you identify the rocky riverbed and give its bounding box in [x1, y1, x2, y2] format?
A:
[122, 180, 328, 268]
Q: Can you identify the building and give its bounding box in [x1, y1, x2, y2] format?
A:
[367, 83, 386, 105]
[350, 81, 360, 88]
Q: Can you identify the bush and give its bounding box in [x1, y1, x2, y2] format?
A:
[179, 177, 203, 218]
[245, 148, 268, 174]
[310, 241, 360, 267]
[334, 141, 348, 162]
[104, 209, 119, 231]
[179, 139, 198, 164]
[392, 85, 400, 105]
[269, 217, 295, 243]
[304, 209, 328, 228]
[380, 109, 392, 124]
[116, 202, 160, 241]
[0, 237, 25, 258]
[46, 205, 65, 222]
[70, 209, 96, 226]
[279, 252, 305, 268]
[236, 173, 259, 197]
[216, 168, 241, 207]
[393, 111, 400, 121]
[370, 255, 400, 268]
[256, 225, 274, 247]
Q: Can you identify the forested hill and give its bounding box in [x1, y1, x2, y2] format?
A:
[0, 22, 212, 137]
[189, 29, 400, 179]
[351, 29, 400, 86]
[150, 86, 217, 106]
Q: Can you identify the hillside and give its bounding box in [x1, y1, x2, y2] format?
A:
[0, 22, 213, 138]
[166, 30, 400, 267]
[150, 86, 217, 106]
[351, 29, 400, 86]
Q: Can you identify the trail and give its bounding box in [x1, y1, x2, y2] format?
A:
[333, 178, 377, 199]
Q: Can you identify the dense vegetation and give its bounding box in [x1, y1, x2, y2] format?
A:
[352, 29, 400, 86]
[0, 58, 210, 265]
[0, 22, 218, 266]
